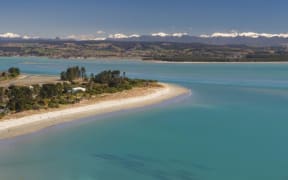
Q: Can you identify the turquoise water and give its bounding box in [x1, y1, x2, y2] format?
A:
[0, 57, 288, 180]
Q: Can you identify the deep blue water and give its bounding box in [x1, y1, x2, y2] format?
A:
[0, 57, 288, 180]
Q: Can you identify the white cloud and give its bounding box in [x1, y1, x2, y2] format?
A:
[201, 31, 288, 38]
[211, 32, 238, 38]
[94, 37, 106, 41]
[172, 32, 188, 37]
[239, 32, 260, 38]
[96, 30, 105, 34]
[66, 34, 89, 40]
[108, 33, 140, 39]
[278, 33, 288, 38]
[200, 34, 210, 38]
[152, 32, 188, 37]
[22, 35, 39, 39]
[65, 33, 140, 40]
[66, 35, 77, 39]
[65, 34, 106, 41]
[152, 32, 170, 37]
[129, 34, 140, 38]
[0, 32, 21, 38]
[0, 32, 39, 39]
[109, 33, 129, 39]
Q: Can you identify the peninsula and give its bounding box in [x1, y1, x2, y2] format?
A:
[0, 66, 189, 139]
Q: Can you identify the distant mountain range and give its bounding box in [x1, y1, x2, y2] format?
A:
[1, 36, 288, 62]
[107, 35, 288, 47]
[1, 32, 288, 47]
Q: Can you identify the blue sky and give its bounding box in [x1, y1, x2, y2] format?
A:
[1, 0, 288, 38]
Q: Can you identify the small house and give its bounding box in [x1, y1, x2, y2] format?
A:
[72, 87, 86, 93]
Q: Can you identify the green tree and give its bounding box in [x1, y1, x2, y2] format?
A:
[94, 70, 122, 87]
[80, 66, 86, 80]
[40, 84, 63, 98]
[60, 71, 67, 81]
[60, 66, 83, 82]
[7, 86, 33, 112]
[0, 87, 5, 103]
[8, 67, 20, 77]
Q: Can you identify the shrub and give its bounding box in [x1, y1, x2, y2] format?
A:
[48, 102, 59, 108]
[8, 67, 20, 77]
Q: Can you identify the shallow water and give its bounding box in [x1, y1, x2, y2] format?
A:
[0, 57, 288, 180]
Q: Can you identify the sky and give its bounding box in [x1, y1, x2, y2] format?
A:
[1, 0, 288, 38]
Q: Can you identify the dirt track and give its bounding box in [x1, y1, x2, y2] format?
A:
[0, 74, 60, 87]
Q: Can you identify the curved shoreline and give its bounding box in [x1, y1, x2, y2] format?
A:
[0, 83, 190, 139]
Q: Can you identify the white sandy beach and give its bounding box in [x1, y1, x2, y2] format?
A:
[0, 83, 190, 139]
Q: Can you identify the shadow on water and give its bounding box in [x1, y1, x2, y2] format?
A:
[91, 153, 213, 180]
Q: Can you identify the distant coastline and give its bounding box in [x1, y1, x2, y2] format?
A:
[146, 59, 288, 64]
[2, 56, 288, 64]
[1, 40, 288, 62]
[0, 55, 143, 61]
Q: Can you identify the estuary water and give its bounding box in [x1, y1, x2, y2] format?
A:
[0, 57, 288, 180]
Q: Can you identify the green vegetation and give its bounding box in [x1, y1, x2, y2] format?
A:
[0, 66, 157, 118]
[60, 66, 87, 82]
[7, 86, 34, 112]
[0, 41, 288, 62]
[0, 67, 20, 81]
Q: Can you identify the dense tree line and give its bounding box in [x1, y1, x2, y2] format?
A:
[93, 70, 122, 86]
[40, 83, 63, 98]
[0, 67, 157, 118]
[60, 66, 86, 82]
[7, 86, 33, 112]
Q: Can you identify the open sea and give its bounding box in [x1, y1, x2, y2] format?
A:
[0, 57, 288, 180]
